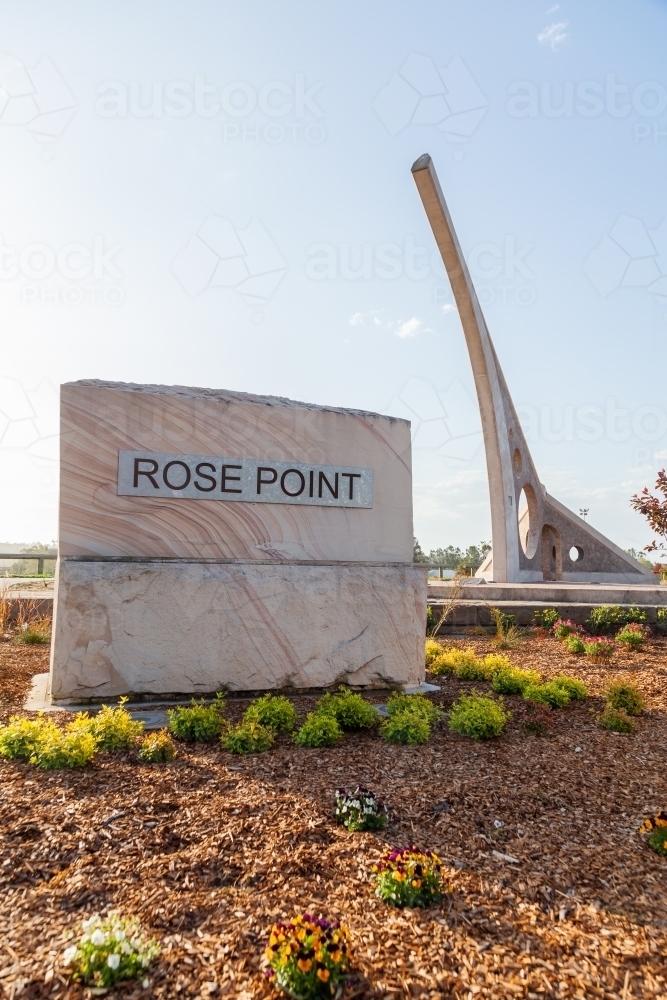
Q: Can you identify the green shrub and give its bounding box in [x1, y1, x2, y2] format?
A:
[386, 692, 441, 727]
[522, 681, 571, 709]
[448, 691, 509, 739]
[583, 636, 616, 660]
[552, 675, 588, 700]
[63, 913, 159, 989]
[14, 620, 51, 644]
[616, 623, 650, 649]
[604, 679, 645, 716]
[597, 707, 637, 733]
[533, 608, 559, 629]
[429, 646, 478, 675]
[221, 719, 275, 754]
[490, 608, 523, 649]
[0, 715, 49, 760]
[29, 725, 97, 769]
[425, 638, 443, 667]
[315, 687, 378, 730]
[380, 711, 431, 745]
[167, 695, 225, 742]
[454, 657, 494, 681]
[294, 712, 342, 748]
[491, 666, 540, 695]
[656, 607, 667, 627]
[518, 699, 554, 736]
[138, 729, 177, 763]
[552, 619, 583, 640]
[482, 653, 513, 673]
[564, 634, 586, 655]
[587, 605, 647, 633]
[243, 694, 297, 731]
[491, 608, 515, 633]
[71, 699, 145, 751]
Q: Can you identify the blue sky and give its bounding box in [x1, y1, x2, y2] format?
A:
[1, 0, 667, 554]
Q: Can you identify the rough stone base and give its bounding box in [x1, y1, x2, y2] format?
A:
[49, 560, 426, 702]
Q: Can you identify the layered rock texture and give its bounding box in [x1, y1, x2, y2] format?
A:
[50, 381, 425, 701]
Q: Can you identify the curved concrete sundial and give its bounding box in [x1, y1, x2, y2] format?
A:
[411, 153, 651, 584]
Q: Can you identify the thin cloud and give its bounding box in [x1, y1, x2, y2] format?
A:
[394, 317, 429, 339]
[349, 309, 382, 327]
[546, 4, 559, 12]
[442, 304, 456, 314]
[538, 20, 568, 50]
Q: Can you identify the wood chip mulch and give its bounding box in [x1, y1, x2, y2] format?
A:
[0, 633, 666, 999]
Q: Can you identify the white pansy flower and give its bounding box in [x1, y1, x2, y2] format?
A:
[91, 929, 106, 947]
[107, 954, 120, 970]
[142, 979, 150, 989]
[121, 942, 131, 954]
[62, 946, 78, 965]
[115, 929, 126, 941]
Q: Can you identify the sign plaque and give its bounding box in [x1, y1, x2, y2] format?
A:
[117, 450, 373, 508]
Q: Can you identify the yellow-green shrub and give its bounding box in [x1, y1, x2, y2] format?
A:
[70, 699, 144, 750]
[29, 725, 96, 769]
[167, 695, 225, 741]
[425, 639, 443, 667]
[429, 647, 483, 677]
[491, 666, 540, 695]
[138, 729, 177, 763]
[0, 715, 49, 760]
[552, 675, 588, 700]
[448, 691, 509, 739]
[481, 653, 513, 673]
[604, 679, 644, 716]
[243, 694, 297, 731]
[221, 719, 275, 754]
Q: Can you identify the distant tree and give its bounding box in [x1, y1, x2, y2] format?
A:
[457, 542, 492, 574]
[630, 470, 667, 552]
[9, 542, 57, 578]
[626, 547, 654, 570]
[427, 545, 463, 569]
[413, 537, 428, 563]
[416, 540, 492, 572]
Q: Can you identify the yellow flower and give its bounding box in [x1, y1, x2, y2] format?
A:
[656, 818, 667, 828]
[317, 967, 331, 982]
[411, 879, 422, 888]
[297, 958, 313, 972]
[393, 870, 406, 881]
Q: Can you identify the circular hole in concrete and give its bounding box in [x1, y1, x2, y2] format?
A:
[518, 484, 539, 559]
[569, 545, 584, 562]
[512, 448, 522, 475]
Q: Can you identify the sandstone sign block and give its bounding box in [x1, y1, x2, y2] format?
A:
[50, 380, 425, 701]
